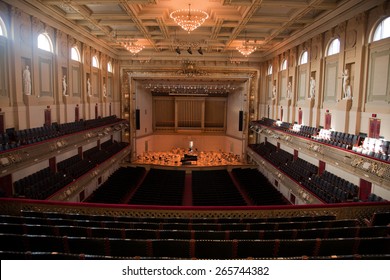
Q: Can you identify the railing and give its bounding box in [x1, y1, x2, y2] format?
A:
[0, 198, 389, 225]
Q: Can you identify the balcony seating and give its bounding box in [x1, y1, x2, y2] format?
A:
[0, 210, 389, 259]
[12, 141, 129, 200]
[251, 119, 390, 162]
[249, 143, 362, 204]
[0, 115, 123, 153]
[192, 170, 246, 206]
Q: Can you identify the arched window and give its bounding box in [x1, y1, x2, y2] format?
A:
[0, 17, 7, 37]
[71, 46, 81, 62]
[372, 17, 390, 42]
[107, 61, 113, 73]
[92, 55, 99, 68]
[37, 33, 53, 52]
[299, 51, 308, 65]
[281, 59, 287, 71]
[327, 38, 340, 56]
[267, 65, 272, 75]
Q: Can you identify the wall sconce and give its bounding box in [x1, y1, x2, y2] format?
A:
[187, 47, 192, 54]
[175, 47, 181, 54]
[197, 47, 203, 55]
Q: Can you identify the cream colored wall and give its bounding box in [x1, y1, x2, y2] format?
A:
[0, 4, 120, 131]
[260, 3, 390, 139]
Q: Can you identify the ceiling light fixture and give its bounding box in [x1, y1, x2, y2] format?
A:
[121, 41, 144, 55]
[236, 31, 256, 57]
[170, 4, 209, 34]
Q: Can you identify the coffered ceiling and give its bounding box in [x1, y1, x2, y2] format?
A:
[13, 0, 365, 62]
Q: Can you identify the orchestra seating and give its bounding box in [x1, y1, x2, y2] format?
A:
[0, 210, 389, 259]
[231, 168, 289, 205]
[0, 115, 123, 152]
[192, 170, 246, 206]
[128, 169, 186, 206]
[85, 167, 146, 204]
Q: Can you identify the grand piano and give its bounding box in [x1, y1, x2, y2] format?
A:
[180, 154, 198, 165]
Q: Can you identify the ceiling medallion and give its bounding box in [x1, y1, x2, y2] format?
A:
[170, 4, 209, 34]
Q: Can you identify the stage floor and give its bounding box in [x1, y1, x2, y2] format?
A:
[131, 148, 246, 168]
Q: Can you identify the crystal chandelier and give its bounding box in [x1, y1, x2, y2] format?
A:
[170, 4, 209, 33]
[236, 30, 256, 57]
[236, 43, 256, 57]
[121, 41, 144, 55]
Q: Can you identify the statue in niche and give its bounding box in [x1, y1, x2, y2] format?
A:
[87, 78, 91, 96]
[272, 85, 276, 100]
[23, 65, 31, 95]
[309, 77, 316, 99]
[103, 83, 107, 97]
[286, 82, 292, 99]
[62, 75, 68, 96]
[341, 69, 352, 99]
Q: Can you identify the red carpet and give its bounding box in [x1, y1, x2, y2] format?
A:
[182, 173, 193, 206]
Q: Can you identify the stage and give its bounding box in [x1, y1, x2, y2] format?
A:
[131, 148, 246, 168]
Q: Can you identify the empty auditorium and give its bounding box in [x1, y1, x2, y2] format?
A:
[0, 0, 390, 262]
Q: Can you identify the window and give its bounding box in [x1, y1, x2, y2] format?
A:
[37, 33, 53, 52]
[71, 47, 81, 62]
[92, 55, 99, 68]
[281, 59, 287, 71]
[107, 61, 113, 73]
[0, 17, 6, 37]
[327, 38, 340, 56]
[300, 51, 308, 65]
[373, 17, 390, 42]
[267, 65, 272, 75]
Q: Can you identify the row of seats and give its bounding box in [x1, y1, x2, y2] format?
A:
[1, 233, 388, 259]
[192, 170, 246, 206]
[279, 158, 318, 185]
[248, 142, 367, 204]
[129, 169, 185, 206]
[13, 140, 129, 199]
[291, 124, 319, 138]
[2, 223, 388, 241]
[0, 210, 388, 259]
[231, 168, 289, 205]
[250, 118, 390, 162]
[0, 115, 123, 153]
[86, 167, 146, 204]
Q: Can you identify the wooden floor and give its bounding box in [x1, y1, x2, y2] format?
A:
[132, 148, 246, 168]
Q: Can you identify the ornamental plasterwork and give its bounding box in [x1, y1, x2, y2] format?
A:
[351, 155, 390, 180]
[307, 142, 323, 154]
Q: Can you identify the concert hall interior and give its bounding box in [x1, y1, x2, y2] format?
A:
[0, 0, 389, 260]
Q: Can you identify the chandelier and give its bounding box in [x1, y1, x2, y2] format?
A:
[170, 4, 209, 33]
[236, 30, 256, 57]
[121, 41, 144, 55]
[236, 43, 256, 57]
